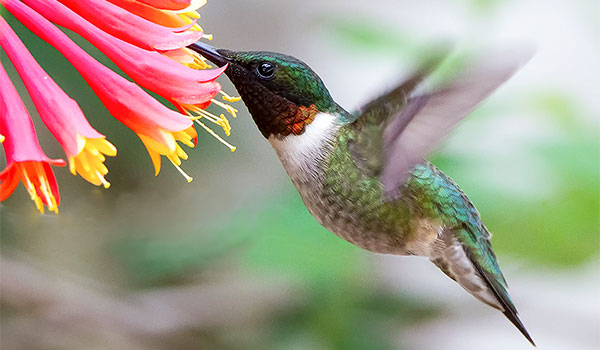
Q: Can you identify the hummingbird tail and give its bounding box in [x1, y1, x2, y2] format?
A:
[468, 252, 537, 347]
[430, 231, 535, 347]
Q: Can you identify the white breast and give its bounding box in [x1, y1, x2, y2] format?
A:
[268, 112, 340, 183]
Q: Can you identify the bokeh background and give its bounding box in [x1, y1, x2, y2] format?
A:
[1, 0, 599, 349]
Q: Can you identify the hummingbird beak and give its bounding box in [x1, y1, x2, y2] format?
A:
[187, 41, 231, 67]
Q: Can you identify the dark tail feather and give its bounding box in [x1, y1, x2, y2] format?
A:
[502, 307, 536, 347]
[469, 253, 536, 347]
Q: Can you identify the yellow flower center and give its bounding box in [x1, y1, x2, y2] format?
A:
[18, 162, 59, 214]
[68, 135, 117, 188]
[138, 126, 197, 182]
[163, 48, 211, 70]
[178, 92, 241, 152]
[176, 0, 208, 33]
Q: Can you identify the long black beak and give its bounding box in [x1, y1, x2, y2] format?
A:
[187, 41, 230, 67]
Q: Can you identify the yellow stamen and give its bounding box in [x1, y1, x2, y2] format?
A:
[21, 165, 44, 214]
[202, 33, 213, 40]
[182, 104, 231, 135]
[0, 134, 5, 143]
[217, 115, 231, 136]
[181, 48, 211, 69]
[211, 98, 238, 118]
[98, 171, 110, 189]
[193, 107, 220, 123]
[19, 162, 59, 214]
[168, 158, 193, 183]
[219, 90, 241, 102]
[194, 119, 236, 152]
[138, 126, 198, 181]
[69, 136, 116, 188]
[35, 164, 58, 214]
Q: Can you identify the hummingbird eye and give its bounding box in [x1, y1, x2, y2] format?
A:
[256, 62, 276, 79]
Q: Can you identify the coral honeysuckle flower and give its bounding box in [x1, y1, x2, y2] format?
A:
[104, 0, 212, 68]
[0, 63, 66, 214]
[0, 16, 116, 188]
[135, 0, 191, 11]
[0, 0, 238, 213]
[108, 0, 191, 28]
[161, 47, 212, 70]
[22, 0, 226, 111]
[52, 0, 204, 51]
[18, 0, 235, 146]
[4, 0, 205, 179]
[108, 0, 206, 29]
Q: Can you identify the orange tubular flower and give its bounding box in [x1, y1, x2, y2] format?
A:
[3, 0, 204, 179]
[135, 0, 191, 11]
[0, 63, 66, 214]
[105, 0, 212, 69]
[106, 0, 206, 32]
[107, 0, 190, 28]
[0, 16, 116, 188]
[55, 0, 203, 50]
[0, 0, 238, 213]
[22, 0, 225, 109]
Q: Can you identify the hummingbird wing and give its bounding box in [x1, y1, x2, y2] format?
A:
[347, 54, 447, 177]
[381, 54, 530, 200]
[347, 51, 530, 200]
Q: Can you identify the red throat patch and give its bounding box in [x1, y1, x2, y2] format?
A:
[284, 104, 318, 136]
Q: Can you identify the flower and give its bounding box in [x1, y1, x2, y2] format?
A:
[131, 0, 192, 11]
[22, 0, 228, 115]
[0, 15, 116, 188]
[0, 63, 66, 214]
[51, 0, 204, 50]
[108, 0, 206, 29]
[0, 0, 239, 213]
[5, 0, 205, 178]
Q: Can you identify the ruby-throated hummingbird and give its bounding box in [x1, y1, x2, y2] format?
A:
[189, 41, 534, 346]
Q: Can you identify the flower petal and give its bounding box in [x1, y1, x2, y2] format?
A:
[0, 62, 66, 167]
[21, 0, 225, 106]
[135, 0, 191, 11]
[50, 0, 202, 50]
[0, 63, 65, 213]
[0, 15, 118, 188]
[3, 0, 196, 176]
[107, 0, 189, 27]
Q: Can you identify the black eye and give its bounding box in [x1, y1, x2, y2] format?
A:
[256, 62, 276, 79]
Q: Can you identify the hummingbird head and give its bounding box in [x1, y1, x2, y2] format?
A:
[188, 42, 336, 138]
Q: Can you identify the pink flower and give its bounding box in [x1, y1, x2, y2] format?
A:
[54, 0, 203, 50]
[0, 0, 239, 213]
[0, 63, 66, 214]
[134, 0, 192, 11]
[3, 0, 203, 179]
[22, 0, 226, 108]
[0, 15, 116, 188]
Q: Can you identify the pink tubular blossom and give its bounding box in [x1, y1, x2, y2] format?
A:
[53, 0, 203, 50]
[3, 0, 198, 175]
[0, 62, 66, 213]
[135, 0, 192, 11]
[107, 0, 190, 27]
[0, 15, 117, 187]
[20, 0, 225, 106]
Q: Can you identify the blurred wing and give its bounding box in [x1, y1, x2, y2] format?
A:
[382, 53, 531, 200]
[347, 53, 448, 176]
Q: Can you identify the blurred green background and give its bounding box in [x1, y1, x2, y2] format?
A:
[1, 0, 599, 349]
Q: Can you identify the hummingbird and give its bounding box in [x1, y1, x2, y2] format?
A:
[189, 41, 534, 346]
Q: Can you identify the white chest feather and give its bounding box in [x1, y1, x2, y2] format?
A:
[268, 112, 339, 182]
